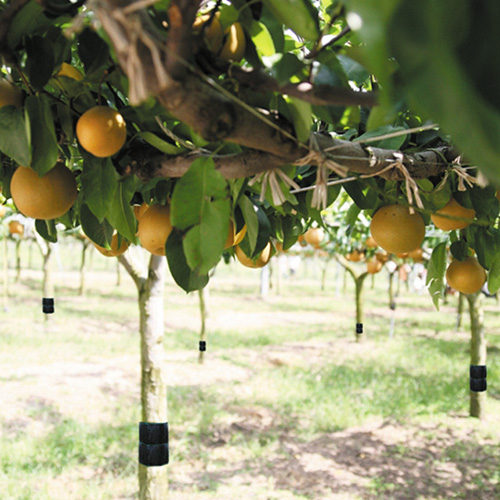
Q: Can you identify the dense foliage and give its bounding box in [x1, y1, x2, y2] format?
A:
[0, 0, 499, 303]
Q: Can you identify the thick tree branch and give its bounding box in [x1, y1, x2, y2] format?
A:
[130, 133, 456, 181]
[229, 66, 377, 108]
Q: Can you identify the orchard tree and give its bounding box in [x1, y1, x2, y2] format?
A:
[1, 0, 500, 497]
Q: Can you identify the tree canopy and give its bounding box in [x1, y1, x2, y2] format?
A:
[0, 0, 499, 301]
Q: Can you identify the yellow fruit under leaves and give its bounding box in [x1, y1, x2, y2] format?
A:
[446, 257, 486, 294]
[304, 227, 324, 247]
[235, 242, 271, 268]
[94, 232, 129, 257]
[0, 79, 23, 108]
[370, 204, 425, 254]
[76, 106, 127, 158]
[11, 164, 77, 220]
[219, 22, 246, 62]
[431, 197, 475, 231]
[57, 63, 84, 81]
[137, 204, 173, 256]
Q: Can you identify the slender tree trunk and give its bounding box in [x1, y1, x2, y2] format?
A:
[116, 258, 122, 286]
[198, 286, 208, 364]
[119, 254, 168, 499]
[456, 292, 465, 331]
[42, 244, 53, 323]
[354, 273, 368, 343]
[388, 271, 396, 310]
[79, 240, 90, 296]
[466, 292, 487, 419]
[15, 238, 21, 282]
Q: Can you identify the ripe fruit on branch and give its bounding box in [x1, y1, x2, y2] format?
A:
[304, 227, 324, 247]
[430, 197, 475, 231]
[76, 106, 127, 158]
[408, 247, 425, 262]
[365, 236, 378, 248]
[94, 232, 129, 257]
[137, 204, 172, 256]
[193, 13, 224, 54]
[446, 257, 486, 294]
[0, 205, 7, 218]
[370, 204, 425, 254]
[224, 220, 247, 249]
[347, 249, 364, 262]
[235, 242, 272, 268]
[134, 202, 149, 222]
[366, 257, 383, 274]
[10, 164, 77, 220]
[8, 220, 23, 235]
[219, 22, 246, 62]
[0, 79, 23, 108]
[57, 63, 83, 81]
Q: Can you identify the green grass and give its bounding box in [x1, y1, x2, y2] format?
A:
[1, 243, 500, 499]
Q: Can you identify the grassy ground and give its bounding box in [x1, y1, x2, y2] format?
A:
[1, 241, 500, 499]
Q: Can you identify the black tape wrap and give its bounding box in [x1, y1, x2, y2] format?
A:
[139, 422, 169, 466]
[469, 365, 487, 393]
[43, 298, 55, 314]
[199, 341, 206, 352]
[356, 323, 363, 334]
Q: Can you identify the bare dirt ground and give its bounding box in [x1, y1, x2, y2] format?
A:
[3, 341, 500, 500]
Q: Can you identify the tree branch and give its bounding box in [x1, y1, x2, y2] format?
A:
[118, 252, 147, 290]
[130, 133, 456, 182]
[228, 66, 377, 108]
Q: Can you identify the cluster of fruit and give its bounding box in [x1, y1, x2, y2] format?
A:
[370, 202, 486, 294]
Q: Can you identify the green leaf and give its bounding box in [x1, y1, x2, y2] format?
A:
[136, 131, 185, 155]
[171, 157, 229, 229]
[388, 0, 500, 185]
[0, 106, 30, 166]
[106, 176, 139, 242]
[262, 0, 320, 41]
[238, 195, 259, 252]
[337, 54, 370, 86]
[25, 95, 59, 176]
[487, 253, 500, 295]
[25, 35, 55, 90]
[170, 157, 230, 273]
[81, 157, 118, 222]
[249, 20, 275, 57]
[426, 242, 447, 310]
[450, 240, 468, 261]
[183, 199, 230, 274]
[165, 230, 209, 293]
[284, 96, 312, 143]
[35, 219, 57, 243]
[7, 1, 49, 49]
[356, 125, 408, 150]
[77, 28, 110, 78]
[79, 203, 114, 247]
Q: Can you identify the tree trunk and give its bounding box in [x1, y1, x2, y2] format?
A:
[456, 292, 465, 331]
[355, 273, 368, 343]
[388, 271, 396, 310]
[466, 292, 487, 419]
[119, 254, 168, 499]
[15, 238, 21, 282]
[79, 240, 90, 296]
[320, 259, 329, 291]
[198, 286, 208, 364]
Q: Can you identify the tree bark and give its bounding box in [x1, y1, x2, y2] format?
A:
[456, 292, 464, 331]
[466, 292, 487, 419]
[354, 273, 368, 343]
[15, 238, 21, 282]
[79, 240, 90, 296]
[119, 253, 168, 499]
[198, 286, 208, 364]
